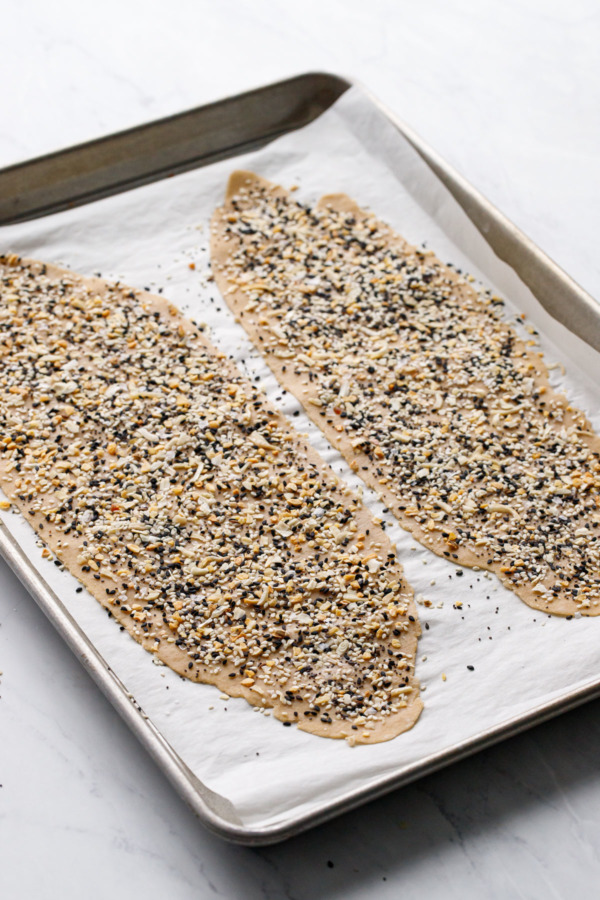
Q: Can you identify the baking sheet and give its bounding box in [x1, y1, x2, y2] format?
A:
[1, 86, 600, 830]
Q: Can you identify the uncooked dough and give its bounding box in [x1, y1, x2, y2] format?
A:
[0, 253, 422, 743]
[211, 171, 600, 616]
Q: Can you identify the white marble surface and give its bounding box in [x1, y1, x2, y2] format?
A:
[1, 1, 599, 897]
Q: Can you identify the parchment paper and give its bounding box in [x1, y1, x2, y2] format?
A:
[2, 87, 600, 830]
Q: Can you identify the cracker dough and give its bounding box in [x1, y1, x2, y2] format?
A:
[211, 172, 600, 617]
[0, 254, 422, 743]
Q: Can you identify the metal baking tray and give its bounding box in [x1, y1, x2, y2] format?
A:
[1, 72, 599, 845]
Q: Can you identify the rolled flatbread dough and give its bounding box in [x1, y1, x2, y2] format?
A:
[211, 171, 600, 617]
[0, 253, 422, 744]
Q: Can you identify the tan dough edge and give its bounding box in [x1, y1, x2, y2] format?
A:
[211, 171, 600, 618]
[0, 254, 422, 744]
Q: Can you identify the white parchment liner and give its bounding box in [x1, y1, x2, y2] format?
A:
[2, 88, 599, 829]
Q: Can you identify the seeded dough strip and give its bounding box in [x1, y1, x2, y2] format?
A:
[0, 254, 423, 744]
[211, 172, 600, 617]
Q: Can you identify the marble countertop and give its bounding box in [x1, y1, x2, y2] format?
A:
[1, 1, 599, 897]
